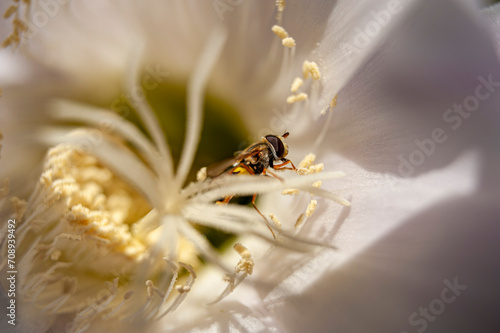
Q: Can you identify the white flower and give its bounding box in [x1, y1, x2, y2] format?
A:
[1, 1, 500, 333]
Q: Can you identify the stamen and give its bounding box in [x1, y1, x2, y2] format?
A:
[127, 43, 175, 186]
[4, 5, 18, 19]
[175, 27, 228, 189]
[298, 153, 316, 169]
[2, 0, 31, 48]
[271, 25, 289, 39]
[330, 95, 338, 108]
[223, 274, 235, 291]
[269, 213, 282, 229]
[234, 243, 254, 275]
[294, 213, 305, 229]
[190, 171, 345, 203]
[271, 25, 295, 49]
[306, 199, 317, 217]
[286, 93, 308, 104]
[275, 0, 286, 24]
[290, 77, 304, 93]
[209, 243, 254, 304]
[312, 181, 322, 188]
[196, 167, 208, 182]
[40, 130, 162, 207]
[297, 163, 324, 175]
[302, 61, 321, 80]
[299, 186, 350, 207]
[175, 285, 191, 293]
[101, 290, 134, 320]
[155, 262, 196, 319]
[282, 37, 296, 48]
[281, 188, 300, 195]
[49, 101, 168, 184]
[178, 221, 233, 274]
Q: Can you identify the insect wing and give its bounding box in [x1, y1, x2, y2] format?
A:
[207, 156, 240, 178]
[207, 142, 266, 178]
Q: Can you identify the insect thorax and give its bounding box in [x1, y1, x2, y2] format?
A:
[245, 149, 272, 174]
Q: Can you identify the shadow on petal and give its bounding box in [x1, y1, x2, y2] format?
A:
[264, 189, 500, 333]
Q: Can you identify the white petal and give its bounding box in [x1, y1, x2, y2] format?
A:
[314, 0, 422, 108]
[265, 190, 500, 333]
[170, 1, 500, 331]
[312, 0, 500, 178]
[256, 1, 500, 331]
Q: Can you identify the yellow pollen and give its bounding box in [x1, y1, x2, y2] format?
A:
[310, 163, 324, 173]
[269, 213, 282, 229]
[234, 243, 254, 275]
[297, 163, 324, 175]
[234, 243, 251, 259]
[282, 37, 296, 48]
[294, 213, 305, 229]
[276, 0, 286, 12]
[290, 77, 304, 93]
[296, 168, 309, 175]
[272, 25, 289, 39]
[298, 153, 316, 169]
[3, 5, 17, 19]
[275, 0, 286, 23]
[2, 0, 31, 48]
[303, 61, 321, 80]
[281, 188, 300, 195]
[312, 181, 322, 188]
[306, 200, 317, 217]
[330, 95, 338, 108]
[196, 167, 207, 182]
[0, 145, 202, 328]
[286, 93, 308, 104]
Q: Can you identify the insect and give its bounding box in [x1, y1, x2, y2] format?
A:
[208, 132, 297, 238]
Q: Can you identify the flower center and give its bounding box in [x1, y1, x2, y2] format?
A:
[115, 79, 250, 183]
[115, 78, 253, 249]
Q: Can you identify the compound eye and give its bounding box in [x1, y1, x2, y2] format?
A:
[265, 135, 285, 158]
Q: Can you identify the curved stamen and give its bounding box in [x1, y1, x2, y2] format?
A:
[175, 27, 228, 189]
[127, 43, 175, 188]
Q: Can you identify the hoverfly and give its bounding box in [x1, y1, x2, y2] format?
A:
[208, 132, 297, 238]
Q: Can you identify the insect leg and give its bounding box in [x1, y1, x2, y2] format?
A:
[216, 194, 235, 205]
[251, 193, 277, 239]
[273, 159, 296, 171]
[263, 168, 284, 181]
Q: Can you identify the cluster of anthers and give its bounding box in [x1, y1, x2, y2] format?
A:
[2, 0, 32, 48]
[0, 1, 349, 332]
